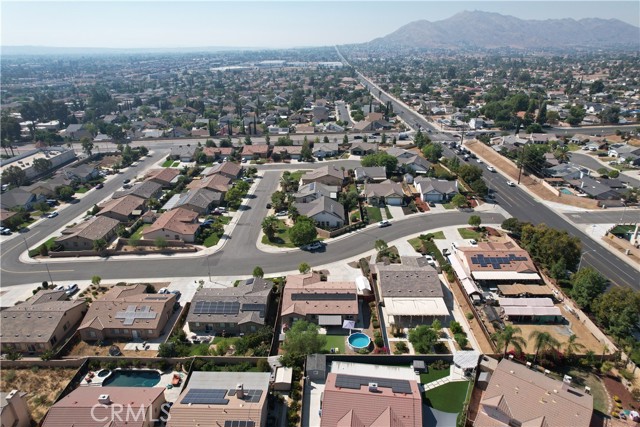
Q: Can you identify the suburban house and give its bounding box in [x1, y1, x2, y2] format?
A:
[414, 177, 459, 202]
[56, 216, 120, 251]
[1, 390, 30, 427]
[272, 145, 303, 160]
[311, 105, 330, 123]
[453, 241, 541, 286]
[312, 142, 340, 159]
[374, 257, 449, 328]
[320, 361, 423, 427]
[565, 175, 621, 200]
[350, 142, 378, 156]
[363, 180, 405, 206]
[170, 145, 197, 162]
[475, 359, 593, 427]
[354, 166, 387, 183]
[0, 208, 17, 227]
[281, 272, 358, 328]
[113, 181, 163, 201]
[189, 174, 232, 194]
[78, 284, 176, 342]
[241, 144, 271, 160]
[63, 164, 99, 183]
[293, 182, 339, 203]
[0, 188, 45, 210]
[96, 194, 145, 223]
[296, 196, 346, 229]
[528, 133, 555, 144]
[24, 174, 73, 197]
[202, 161, 243, 180]
[386, 147, 432, 173]
[0, 290, 87, 354]
[608, 143, 640, 164]
[144, 168, 180, 188]
[300, 165, 345, 187]
[187, 277, 272, 335]
[174, 188, 223, 214]
[142, 207, 200, 243]
[62, 124, 92, 140]
[202, 146, 234, 161]
[167, 371, 270, 427]
[42, 387, 166, 427]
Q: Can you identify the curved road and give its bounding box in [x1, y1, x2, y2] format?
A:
[1, 168, 506, 285]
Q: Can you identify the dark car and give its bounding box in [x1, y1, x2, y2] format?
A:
[266, 203, 272, 209]
[95, 183, 104, 189]
[123, 179, 131, 184]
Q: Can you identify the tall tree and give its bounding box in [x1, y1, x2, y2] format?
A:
[529, 330, 560, 362]
[80, 137, 94, 156]
[261, 216, 279, 241]
[564, 334, 586, 359]
[570, 267, 608, 311]
[491, 325, 527, 355]
[1, 166, 27, 186]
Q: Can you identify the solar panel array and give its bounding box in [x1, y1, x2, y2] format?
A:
[241, 303, 266, 317]
[145, 296, 169, 300]
[181, 388, 229, 405]
[114, 305, 157, 326]
[334, 374, 412, 394]
[227, 389, 263, 402]
[193, 301, 240, 315]
[470, 253, 529, 270]
[224, 421, 255, 427]
[291, 292, 355, 301]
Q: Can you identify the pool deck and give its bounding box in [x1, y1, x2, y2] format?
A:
[78, 368, 185, 401]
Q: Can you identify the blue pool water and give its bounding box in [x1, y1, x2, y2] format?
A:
[348, 333, 372, 349]
[102, 370, 160, 387]
[560, 188, 573, 195]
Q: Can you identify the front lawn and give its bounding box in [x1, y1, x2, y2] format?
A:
[384, 206, 393, 219]
[162, 159, 173, 167]
[29, 237, 60, 257]
[202, 217, 231, 248]
[457, 227, 483, 240]
[366, 206, 382, 222]
[289, 170, 306, 183]
[322, 335, 346, 354]
[442, 203, 455, 209]
[425, 381, 470, 413]
[261, 219, 296, 248]
[75, 186, 89, 194]
[420, 368, 450, 385]
[130, 224, 149, 239]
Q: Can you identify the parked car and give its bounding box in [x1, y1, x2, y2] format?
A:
[55, 285, 66, 291]
[123, 179, 131, 184]
[442, 248, 451, 256]
[378, 220, 391, 228]
[506, 181, 515, 187]
[275, 211, 288, 217]
[487, 166, 496, 172]
[302, 241, 324, 251]
[469, 239, 478, 245]
[266, 203, 272, 209]
[170, 290, 181, 300]
[0, 228, 12, 235]
[158, 288, 170, 294]
[424, 255, 437, 266]
[65, 284, 79, 295]
[241, 158, 248, 163]
[95, 183, 104, 189]
[46, 212, 59, 218]
[428, 201, 436, 207]
[201, 219, 214, 227]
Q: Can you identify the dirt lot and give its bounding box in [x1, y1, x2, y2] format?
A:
[0, 367, 77, 423]
[466, 140, 599, 209]
[65, 340, 158, 357]
[514, 304, 610, 355]
[96, 154, 123, 169]
[447, 277, 496, 354]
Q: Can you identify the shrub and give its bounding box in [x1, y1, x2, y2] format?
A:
[372, 320, 379, 328]
[257, 359, 271, 372]
[455, 333, 468, 348]
[395, 341, 409, 353]
[4, 370, 16, 382]
[450, 321, 464, 335]
[374, 331, 384, 348]
[465, 312, 474, 320]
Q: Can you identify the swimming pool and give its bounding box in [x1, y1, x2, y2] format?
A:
[348, 333, 372, 350]
[102, 370, 160, 387]
[560, 188, 573, 195]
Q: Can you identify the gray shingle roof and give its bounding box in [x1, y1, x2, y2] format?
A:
[296, 196, 345, 221]
[375, 257, 442, 298]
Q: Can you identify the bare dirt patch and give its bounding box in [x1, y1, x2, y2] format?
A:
[1, 367, 77, 423]
[65, 340, 157, 358]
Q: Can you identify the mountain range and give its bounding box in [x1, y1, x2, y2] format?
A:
[369, 11, 640, 50]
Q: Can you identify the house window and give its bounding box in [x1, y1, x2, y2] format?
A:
[112, 329, 119, 334]
[195, 322, 200, 327]
[345, 315, 354, 320]
[148, 330, 153, 335]
[88, 331, 96, 338]
[63, 324, 68, 331]
[250, 325, 256, 332]
[174, 235, 179, 240]
[73, 241, 78, 247]
[50, 336, 58, 345]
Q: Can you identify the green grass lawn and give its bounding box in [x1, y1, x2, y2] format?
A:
[289, 170, 306, 183]
[566, 369, 608, 413]
[172, 161, 180, 167]
[322, 335, 346, 354]
[29, 237, 59, 257]
[162, 159, 173, 167]
[458, 227, 483, 240]
[130, 224, 149, 239]
[75, 186, 89, 194]
[261, 219, 296, 248]
[408, 237, 423, 252]
[384, 206, 393, 219]
[420, 369, 450, 385]
[442, 203, 455, 210]
[203, 233, 222, 247]
[366, 206, 382, 222]
[567, 143, 582, 151]
[425, 381, 470, 413]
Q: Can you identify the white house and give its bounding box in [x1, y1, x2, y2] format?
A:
[312, 142, 340, 159]
[414, 177, 458, 203]
[296, 196, 345, 229]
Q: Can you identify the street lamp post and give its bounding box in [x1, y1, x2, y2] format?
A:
[577, 249, 598, 271]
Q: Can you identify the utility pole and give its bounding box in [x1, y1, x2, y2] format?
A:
[43, 262, 54, 286]
[517, 144, 526, 185]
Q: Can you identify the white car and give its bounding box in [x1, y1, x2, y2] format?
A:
[302, 241, 323, 251]
[378, 220, 391, 228]
[46, 211, 59, 218]
[506, 181, 515, 187]
[487, 166, 496, 172]
[66, 284, 79, 295]
[275, 211, 288, 217]
[424, 255, 437, 266]
[158, 288, 170, 294]
[469, 239, 478, 246]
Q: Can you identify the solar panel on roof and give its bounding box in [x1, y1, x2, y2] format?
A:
[181, 389, 229, 405]
[193, 301, 240, 315]
[242, 303, 266, 313]
[291, 293, 354, 301]
[224, 422, 255, 427]
[334, 374, 412, 394]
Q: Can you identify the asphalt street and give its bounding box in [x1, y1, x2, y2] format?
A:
[336, 101, 353, 126]
[352, 68, 640, 290]
[569, 151, 640, 188]
[564, 210, 640, 224]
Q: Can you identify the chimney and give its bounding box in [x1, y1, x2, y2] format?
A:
[236, 384, 244, 399]
[368, 382, 378, 392]
[98, 394, 111, 405]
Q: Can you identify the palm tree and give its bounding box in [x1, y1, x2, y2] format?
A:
[529, 330, 561, 363]
[564, 334, 586, 359]
[491, 325, 527, 356]
[261, 216, 279, 241]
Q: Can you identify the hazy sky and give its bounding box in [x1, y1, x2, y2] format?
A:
[2, 1, 639, 48]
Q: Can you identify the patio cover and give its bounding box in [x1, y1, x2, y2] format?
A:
[503, 306, 562, 317]
[384, 297, 449, 316]
[448, 255, 481, 295]
[472, 271, 541, 281]
[497, 284, 553, 296]
[318, 315, 343, 326]
[355, 276, 371, 292]
[342, 320, 356, 329]
[454, 351, 481, 370]
[499, 297, 554, 307]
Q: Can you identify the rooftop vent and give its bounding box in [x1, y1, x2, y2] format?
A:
[236, 383, 244, 399]
[368, 382, 378, 392]
[98, 394, 111, 405]
[563, 375, 572, 384]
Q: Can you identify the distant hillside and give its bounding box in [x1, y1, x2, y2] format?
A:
[369, 11, 640, 50]
[0, 45, 268, 56]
